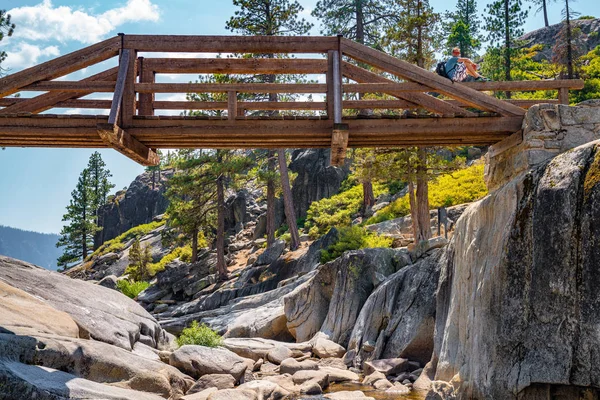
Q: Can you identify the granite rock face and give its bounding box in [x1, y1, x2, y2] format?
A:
[433, 141, 600, 398]
[95, 169, 173, 247]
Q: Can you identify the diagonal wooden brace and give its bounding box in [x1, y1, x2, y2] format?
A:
[97, 123, 159, 166]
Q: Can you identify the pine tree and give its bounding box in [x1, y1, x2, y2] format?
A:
[385, 0, 440, 68]
[484, 0, 528, 88]
[56, 168, 98, 268]
[146, 149, 164, 191]
[127, 238, 152, 281]
[86, 152, 115, 220]
[531, 0, 556, 27]
[0, 10, 15, 75]
[552, 0, 583, 78]
[227, 0, 312, 251]
[443, 0, 482, 58]
[311, 0, 399, 47]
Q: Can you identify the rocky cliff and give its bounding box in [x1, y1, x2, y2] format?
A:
[520, 17, 600, 60]
[95, 169, 173, 247]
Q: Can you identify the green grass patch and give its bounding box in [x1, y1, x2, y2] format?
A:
[320, 225, 393, 263]
[90, 220, 165, 260]
[116, 280, 150, 299]
[177, 321, 223, 348]
[365, 163, 488, 225]
[305, 183, 385, 238]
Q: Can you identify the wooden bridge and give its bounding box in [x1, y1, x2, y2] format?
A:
[0, 34, 584, 166]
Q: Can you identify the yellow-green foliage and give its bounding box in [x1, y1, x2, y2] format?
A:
[306, 183, 385, 238]
[366, 163, 488, 225]
[320, 226, 393, 263]
[177, 321, 223, 348]
[90, 220, 165, 259]
[116, 280, 149, 299]
[148, 245, 193, 276]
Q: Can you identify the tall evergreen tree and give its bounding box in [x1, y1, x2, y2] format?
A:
[227, 0, 312, 251]
[0, 10, 15, 75]
[443, 0, 482, 57]
[86, 152, 115, 220]
[312, 0, 399, 47]
[552, 0, 582, 78]
[56, 168, 98, 267]
[385, 0, 440, 68]
[484, 0, 528, 95]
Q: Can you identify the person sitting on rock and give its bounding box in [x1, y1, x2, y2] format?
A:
[445, 47, 490, 82]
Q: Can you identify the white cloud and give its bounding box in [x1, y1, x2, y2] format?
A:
[8, 0, 160, 44]
[3, 43, 60, 70]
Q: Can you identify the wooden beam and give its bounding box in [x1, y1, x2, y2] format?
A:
[342, 62, 471, 117]
[108, 50, 131, 125]
[121, 50, 138, 127]
[135, 82, 327, 93]
[0, 36, 120, 98]
[138, 57, 155, 116]
[20, 81, 116, 92]
[97, 123, 159, 166]
[0, 98, 113, 109]
[144, 58, 328, 74]
[0, 68, 118, 115]
[462, 79, 585, 91]
[124, 35, 338, 53]
[331, 123, 349, 166]
[228, 91, 237, 121]
[341, 38, 526, 117]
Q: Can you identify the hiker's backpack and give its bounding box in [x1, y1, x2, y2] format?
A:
[435, 61, 450, 79]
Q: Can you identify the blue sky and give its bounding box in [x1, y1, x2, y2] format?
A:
[0, 0, 597, 234]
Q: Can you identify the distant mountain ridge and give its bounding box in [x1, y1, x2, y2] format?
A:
[0, 225, 61, 270]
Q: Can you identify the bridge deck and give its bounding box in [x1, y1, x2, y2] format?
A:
[0, 34, 584, 166]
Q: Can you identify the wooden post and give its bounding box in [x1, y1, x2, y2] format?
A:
[327, 50, 335, 119]
[329, 47, 348, 166]
[138, 57, 155, 116]
[108, 49, 130, 125]
[331, 49, 343, 124]
[228, 91, 237, 121]
[331, 123, 349, 166]
[121, 44, 137, 127]
[559, 88, 569, 105]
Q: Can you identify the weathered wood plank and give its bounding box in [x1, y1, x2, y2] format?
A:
[97, 123, 159, 166]
[135, 83, 327, 93]
[144, 58, 328, 74]
[487, 130, 523, 158]
[20, 81, 116, 92]
[0, 68, 118, 115]
[341, 38, 526, 117]
[124, 35, 338, 53]
[121, 50, 138, 127]
[108, 50, 131, 125]
[138, 57, 155, 116]
[559, 88, 569, 105]
[0, 36, 120, 97]
[228, 91, 237, 121]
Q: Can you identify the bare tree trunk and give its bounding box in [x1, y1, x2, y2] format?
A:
[415, 148, 431, 242]
[408, 180, 419, 242]
[565, 0, 574, 79]
[504, 0, 512, 99]
[192, 226, 198, 263]
[216, 152, 227, 280]
[266, 150, 276, 246]
[363, 181, 375, 213]
[278, 149, 300, 251]
[543, 0, 549, 27]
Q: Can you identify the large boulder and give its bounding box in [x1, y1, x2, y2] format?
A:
[170, 345, 249, 382]
[432, 141, 600, 397]
[0, 256, 169, 351]
[319, 248, 411, 347]
[0, 333, 193, 397]
[255, 240, 285, 266]
[222, 338, 312, 361]
[0, 281, 80, 338]
[346, 250, 441, 367]
[0, 360, 165, 400]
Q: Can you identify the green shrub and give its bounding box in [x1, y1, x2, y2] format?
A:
[320, 226, 393, 263]
[90, 220, 165, 259]
[365, 163, 487, 225]
[306, 183, 385, 238]
[148, 245, 193, 276]
[177, 321, 223, 348]
[116, 280, 150, 299]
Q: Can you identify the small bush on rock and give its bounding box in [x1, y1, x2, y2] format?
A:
[116, 280, 149, 299]
[320, 226, 393, 263]
[177, 321, 223, 348]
